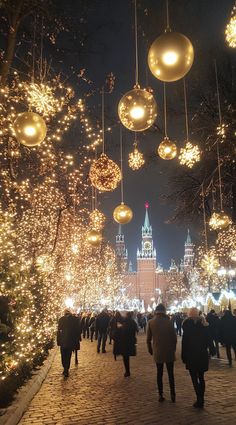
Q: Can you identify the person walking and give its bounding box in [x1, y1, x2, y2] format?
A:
[113, 311, 138, 377]
[147, 304, 177, 403]
[57, 309, 81, 377]
[96, 309, 110, 353]
[219, 309, 236, 366]
[182, 307, 215, 408]
[206, 309, 221, 358]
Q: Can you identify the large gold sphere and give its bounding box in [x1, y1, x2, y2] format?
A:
[157, 137, 177, 160]
[87, 229, 102, 246]
[89, 154, 122, 192]
[118, 86, 157, 132]
[209, 211, 232, 231]
[13, 112, 47, 146]
[148, 31, 194, 82]
[113, 202, 133, 225]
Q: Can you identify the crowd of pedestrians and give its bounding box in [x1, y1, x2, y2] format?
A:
[57, 305, 236, 408]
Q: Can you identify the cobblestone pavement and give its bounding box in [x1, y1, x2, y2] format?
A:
[19, 334, 236, 425]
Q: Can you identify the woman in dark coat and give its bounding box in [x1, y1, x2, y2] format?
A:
[113, 311, 138, 377]
[182, 308, 215, 408]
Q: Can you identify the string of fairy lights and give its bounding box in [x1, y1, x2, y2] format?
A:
[0, 0, 235, 386]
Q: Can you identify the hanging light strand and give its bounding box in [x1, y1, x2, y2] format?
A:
[163, 82, 168, 137]
[120, 126, 124, 203]
[166, 0, 170, 30]
[134, 0, 139, 86]
[183, 78, 189, 141]
[214, 61, 223, 211]
[102, 88, 105, 154]
[201, 183, 208, 252]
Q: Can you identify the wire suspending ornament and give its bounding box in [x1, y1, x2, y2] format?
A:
[118, 0, 157, 131]
[113, 128, 133, 225]
[148, 0, 194, 82]
[128, 133, 145, 170]
[209, 62, 232, 231]
[89, 90, 121, 192]
[157, 83, 177, 160]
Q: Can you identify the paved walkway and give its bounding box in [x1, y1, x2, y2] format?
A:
[19, 334, 236, 425]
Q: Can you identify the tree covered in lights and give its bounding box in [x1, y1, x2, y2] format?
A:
[164, 271, 190, 307]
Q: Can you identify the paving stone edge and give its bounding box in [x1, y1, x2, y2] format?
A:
[0, 347, 57, 425]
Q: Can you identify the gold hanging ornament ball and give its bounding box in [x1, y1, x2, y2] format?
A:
[89, 209, 106, 231]
[209, 211, 232, 231]
[118, 86, 157, 132]
[89, 153, 122, 192]
[157, 137, 177, 160]
[87, 229, 102, 246]
[13, 111, 47, 147]
[113, 202, 133, 225]
[148, 30, 194, 82]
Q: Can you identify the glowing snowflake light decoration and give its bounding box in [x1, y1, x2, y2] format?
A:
[179, 141, 201, 168]
[201, 252, 219, 276]
[26, 83, 59, 116]
[128, 146, 145, 170]
[225, 6, 236, 48]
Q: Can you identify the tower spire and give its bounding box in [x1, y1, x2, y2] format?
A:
[144, 202, 150, 228]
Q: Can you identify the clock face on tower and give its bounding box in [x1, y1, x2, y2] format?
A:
[144, 241, 151, 250]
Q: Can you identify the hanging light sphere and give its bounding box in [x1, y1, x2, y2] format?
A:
[89, 153, 122, 192]
[148, 31, 194, 82]
[13, 112, 47, 147]
[89, 209, 106, 231]
[113, 202, 133, 225]
[118, 86, 157, 132]
[87, 229, 102, 246]
[209, 211, 232, 231]
[157, 137, 177, 160]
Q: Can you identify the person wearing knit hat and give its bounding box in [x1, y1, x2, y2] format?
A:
[147, 303, 177, 403]
[181, 308, 216, 408]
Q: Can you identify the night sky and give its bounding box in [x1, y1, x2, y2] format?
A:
[63, 0, 234, 268]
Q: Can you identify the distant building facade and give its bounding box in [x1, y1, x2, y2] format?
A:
[116, 203, 195, 308]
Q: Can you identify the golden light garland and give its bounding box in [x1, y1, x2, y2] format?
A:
[89, 153, 122, 192]
[225, 5, 236, 48]
[158, 137, 177, 160]
[89, 208, 106, 231]
[128, 146, 145, 170]
[179, 141, 201, 168]
[209, 211, 232, 231]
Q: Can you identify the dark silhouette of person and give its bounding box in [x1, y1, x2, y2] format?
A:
[57, 309, 81, 377]
[147, 304, 177, 403]
[219, 309, 236, 366]
[206, 309, 220, 358]
[113, 311, 138, 376]
[182, 307, 215, 408]
[96, 309, 110, 353]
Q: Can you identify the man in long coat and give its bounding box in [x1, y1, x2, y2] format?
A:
[147, 303, 177, 402]
[57, 309, 81, 377]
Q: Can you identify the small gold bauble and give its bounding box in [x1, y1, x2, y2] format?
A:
[157, 137, 177, 160]
[89, 153, 122, 192]
[13, 112, 47, 146]
[87, 229, 102, 246]
[209, 211, 232, 231]
[148, 31, 194, 82]
[113, 202, 133, 225]
[118, 86, 157, 132]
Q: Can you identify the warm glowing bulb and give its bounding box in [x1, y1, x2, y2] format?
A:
[130, 106, 145, 120]
[24, 126, 37, 136]
[162, 51, 178, 65]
